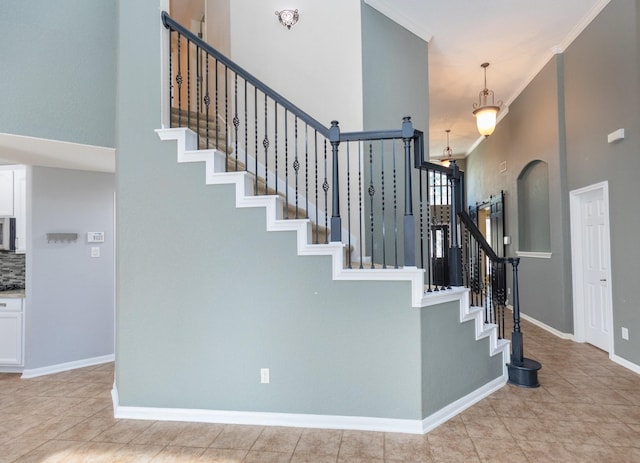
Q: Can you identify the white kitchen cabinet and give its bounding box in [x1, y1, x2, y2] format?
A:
[0, 170, 14, 217]
[0, 298, 24, 366]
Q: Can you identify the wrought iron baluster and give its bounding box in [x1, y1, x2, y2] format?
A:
[294, 116, 299, 218]
[314, 131, 318, 243]
[176, 33, 183, 127]
[323, 140, 329, 242]
[169, 31, 173, 123]
[346, 143, 352, 269]
[224, 65, 229, 158]
[381, 140, 386, 269]
[393, 141, 398, 269]
[214, 59, 220, 165]
[432, 170, 439, 291]
[254, 87, 258, 194]
[232, 74, 239, 170]
[358, 143, 363, 269]
[274, 103, 279, 195]
[187, 38, 191, 131]
[305, 124, 309, 219]
[244, 80, 248, 170]
[425, 168, 433, 292]
[263, 94, 269, 192]
[196, 45, 200, 148]
[205, 53, 211, 150]
[368, 144, 375, 268]
[285, 109, 289, 218]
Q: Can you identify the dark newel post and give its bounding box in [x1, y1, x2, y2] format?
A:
[402, 117, 415, 266]
[329, 120, 341, 242]
[506, 257, 542, 387]
[510, 258, 523, 364]
[448, 161, 463, 286]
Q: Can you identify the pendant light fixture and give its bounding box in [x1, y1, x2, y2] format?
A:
[472, 62, 502, 137]
[441, 129, 453, 167]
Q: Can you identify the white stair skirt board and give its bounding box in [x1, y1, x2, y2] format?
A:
[111, 375, 505, 435]
[21, 354, 115, 379]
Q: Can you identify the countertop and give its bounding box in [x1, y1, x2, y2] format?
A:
[0, 289, 25, 298]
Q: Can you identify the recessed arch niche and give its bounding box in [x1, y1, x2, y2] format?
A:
[517, 160, 551, 252]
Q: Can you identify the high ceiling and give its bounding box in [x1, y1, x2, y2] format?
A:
[364, 0, 611, 160]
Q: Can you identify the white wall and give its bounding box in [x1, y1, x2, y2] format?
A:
[26, 167, 115, 370]
[229, 0, 364, 132]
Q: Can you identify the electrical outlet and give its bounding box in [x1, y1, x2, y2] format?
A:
[507, 288, 511, 295]
[260, 368, 270, 384]
[622, 327, 629, 340]
[91, 247, 100, 258]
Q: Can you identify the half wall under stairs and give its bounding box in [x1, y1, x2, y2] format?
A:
[112, 127, 509, 434]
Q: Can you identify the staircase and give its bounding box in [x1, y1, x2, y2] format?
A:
[127, 11, 526, 433]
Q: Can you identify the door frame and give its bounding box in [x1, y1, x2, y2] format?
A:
[569, 181, 614, 353]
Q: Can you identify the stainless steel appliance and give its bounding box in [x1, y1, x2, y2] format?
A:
[0, 218, 16, 251]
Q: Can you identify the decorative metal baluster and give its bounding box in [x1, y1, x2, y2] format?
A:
[187, 38, 191, 131]
[263, 94, 269, 192]
[169, 31, 173, 124]
[346, 143, 352, 268]
[381, 141, 386, 269]
[368, 144, 375, 268]
[305, 124, 309, 218]
[274, 103, 279, 195]
[285, 110, 289, 218]
[294, 116, 300, 218]
[425, 168, 433, 292]
[393, 141, 399, 269]
[254, 87, 258, 194]
[432, 170, 439, 291]
[232, 74, 239, 170]
[244, 80, 248, 170]
[205, 53, 211, 150]
[445, 171, 451, 289]
[214, 59, 220, 165]
[176, 33, 183, 127]
[323, 140, 329, 243]
[224, 65, 229, 158]
[358, 142, 363, 269]
[314, 131, 318, 243]
[196, 45, 200, 149]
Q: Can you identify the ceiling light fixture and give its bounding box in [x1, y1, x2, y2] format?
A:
[472, 62, 502, 137]
[442, 129, 453, 167]
[275, 9, 299, 29]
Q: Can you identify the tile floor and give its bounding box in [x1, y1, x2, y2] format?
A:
[1, 318, 639, 462]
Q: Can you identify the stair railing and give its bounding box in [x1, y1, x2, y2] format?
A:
[162, 12, 423, 268]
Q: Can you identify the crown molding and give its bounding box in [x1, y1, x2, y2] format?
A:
[363, 0, 433, 43]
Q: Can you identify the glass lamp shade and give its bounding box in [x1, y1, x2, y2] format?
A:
[473, 106, 500, 137]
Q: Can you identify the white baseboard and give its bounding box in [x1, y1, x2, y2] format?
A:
[610, 354, 640, 375]
[507, 306, 574, 340]
[111, 375, 505, 435]
[21, 354, 115, 379]
[0, 365, 24, 374]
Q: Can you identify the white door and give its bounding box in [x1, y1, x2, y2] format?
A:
[570, 182, 613, 352]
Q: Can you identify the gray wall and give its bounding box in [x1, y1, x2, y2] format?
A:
[0, 1, 116, 148]
[116, 0, 501, 420]
[465, 0, 640, 366]
[563, 0, 640, 364]
[466, 57, 573, 333]
[26, 166, 115, 369]
[361, 2, 429, 266]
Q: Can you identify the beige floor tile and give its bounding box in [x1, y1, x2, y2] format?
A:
[243, 450, 292, 462]
[250, 425, 302, 454]
[149, 445, 205, 462]
[384, 432, 431, 462]
[108, 443, 165, 463]
[472, 438, 528, 463]
[488, 398, 538, 419]
[427, 435, 480, 463]
[338, 430, 384, 460]
[12, 439, 84, 463]
[130, 420, 189, 445]
[56, 415, 118, 441]
[460, 416, 513, 441]
[209, 424, 263, 450]
[67, 441, 126, 463]
[591, 421, 640, 447]
[199, 447, 247, 462]
[20, 413, 87, 439]
[92, 419, 156, 443]
[500, 417, 557, 443]
[425, 416, 468, 438]
[290, 454, 337, 463]
[293, 429, 342, 457]
[169, 422, 225, 447]
[0, 436, 49, 463]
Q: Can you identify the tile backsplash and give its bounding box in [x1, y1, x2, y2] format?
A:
[0, 251, 25, 289]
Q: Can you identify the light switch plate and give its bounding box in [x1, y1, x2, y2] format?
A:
[87, 232, 105, 243]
